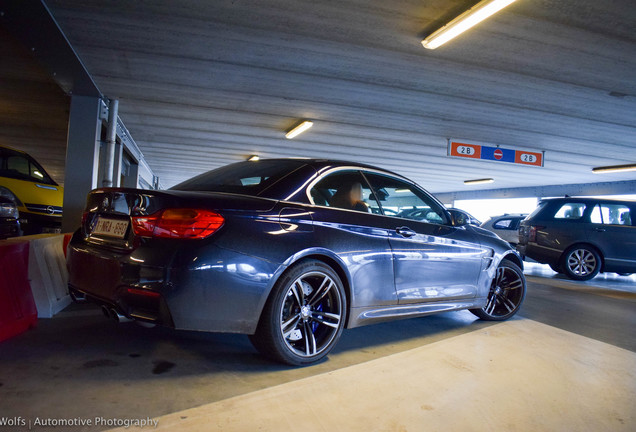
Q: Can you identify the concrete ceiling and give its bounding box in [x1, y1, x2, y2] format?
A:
[44, 0, 636, 192]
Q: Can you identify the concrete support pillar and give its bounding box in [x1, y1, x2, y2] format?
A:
[61, 95, 102, 233]
[102, 99, 118, 187]
[113, 140, 123, 187]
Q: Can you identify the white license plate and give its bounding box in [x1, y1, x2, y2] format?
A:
[92, 217, 129, 239]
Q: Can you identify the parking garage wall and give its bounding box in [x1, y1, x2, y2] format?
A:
[436, 180, 636, 204]
[0, 25, 69, 186]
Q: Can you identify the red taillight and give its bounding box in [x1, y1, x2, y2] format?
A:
[126, 288, 161, 298]
[528, 225, 545, 242]
[132, 209, 224, 239]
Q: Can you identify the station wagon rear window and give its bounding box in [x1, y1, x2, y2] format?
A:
[493, 219, 514, 229]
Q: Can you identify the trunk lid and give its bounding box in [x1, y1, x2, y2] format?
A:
[81, 188, 277, 249]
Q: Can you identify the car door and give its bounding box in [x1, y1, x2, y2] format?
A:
[588, 202, 636, 271]
[362, 172, 487, 304]
[307, 169, 397, 307]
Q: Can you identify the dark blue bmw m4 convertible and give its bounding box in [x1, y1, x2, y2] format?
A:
[67, 159, 526, 365]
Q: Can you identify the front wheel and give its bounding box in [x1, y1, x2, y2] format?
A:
[470, 259, 526, 321]
[249, 260, 346, 365]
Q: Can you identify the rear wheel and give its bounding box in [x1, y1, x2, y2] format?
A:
[249, 260, 346, 365]
[470, 259, 526, 321]
[561, 245, 601, 281]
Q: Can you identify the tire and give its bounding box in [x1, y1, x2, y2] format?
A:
[249, 260, 346, 365]
[549, 263, 562, 273]
[470, 259, 526, 321]
[561, 245, 601, 281]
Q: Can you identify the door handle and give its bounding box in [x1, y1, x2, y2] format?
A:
[396, 226, 417, 238]
[593, 227, 606, 232]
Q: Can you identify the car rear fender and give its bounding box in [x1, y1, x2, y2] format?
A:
[272, 248, 353, 326]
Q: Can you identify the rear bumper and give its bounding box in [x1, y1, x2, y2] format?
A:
[68, 283, 175, 326]
[66, 236, 175, 326]
[519, 242, 562, 266]
[0, 218, 20, 239]
[19, 211, 61, 234]
[66, 231, 280, 334]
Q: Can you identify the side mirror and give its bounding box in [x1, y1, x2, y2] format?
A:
[449, 210, 469, 227]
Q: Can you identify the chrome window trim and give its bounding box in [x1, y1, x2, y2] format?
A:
[304, 166, 449, 224]
[305, 166, 413, 206]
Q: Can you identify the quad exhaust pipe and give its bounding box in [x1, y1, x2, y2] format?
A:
[101, 305, 132, 323]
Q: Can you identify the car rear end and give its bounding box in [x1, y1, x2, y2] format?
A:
[517, 201, 551, 261]
[518, 199, 590, 268]
[66, 187, 281, 333]
[0, 196, 20, 238]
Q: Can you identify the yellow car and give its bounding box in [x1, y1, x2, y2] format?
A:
[0, 146, 64, 235]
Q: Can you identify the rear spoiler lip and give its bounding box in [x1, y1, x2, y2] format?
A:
[86, 188, 280, 216]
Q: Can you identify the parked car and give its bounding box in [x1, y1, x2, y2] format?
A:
[0, 196, 20, 239]
[447, 208, 482, 227]
[67, 159, 526, 365]
[481, 214, 528, 246]
[0, 146, 63, 235]
[518, 197, 635, 281]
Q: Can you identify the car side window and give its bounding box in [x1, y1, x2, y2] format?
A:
[363, 172, 448, 224]
[493, 218, 513, 229]
[591, 204, 632, 226]
[309, 170, 380, 213]
[554, 203, 586, 220]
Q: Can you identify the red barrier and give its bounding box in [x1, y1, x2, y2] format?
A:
[62, 233, 72, 258]
[0, 241, 37, 342]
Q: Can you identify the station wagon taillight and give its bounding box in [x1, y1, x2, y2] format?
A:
[132, 209, 224, 239]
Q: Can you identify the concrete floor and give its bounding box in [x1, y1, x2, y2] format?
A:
[0, 264, 634, 431]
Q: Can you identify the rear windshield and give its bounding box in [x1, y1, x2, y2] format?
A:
[0, 147, 57, 185]
[170, 160, 307, 196]
[527, 201, 548, 219]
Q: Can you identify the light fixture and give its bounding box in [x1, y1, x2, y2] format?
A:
[285, 120, 313, 139]
[247, 155, 260, 161]
[592, 164, 636, 174]
[464, 178, 494, 185]
[421, 0, 517, 49]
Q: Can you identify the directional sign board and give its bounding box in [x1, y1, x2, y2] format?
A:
[448, 141, 543, 167]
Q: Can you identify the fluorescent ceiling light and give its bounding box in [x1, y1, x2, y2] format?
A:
[247, 155, 260, 161]
[464, 178, 494, 185]
[592, 164, 636, 174]
[422, 0, 517, 49]
[285, 120, 313, 139]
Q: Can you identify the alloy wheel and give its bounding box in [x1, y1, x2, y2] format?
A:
[471, 260, 525, 321]
[566, 248, 597, 277]
[279, 271, 343, 358]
